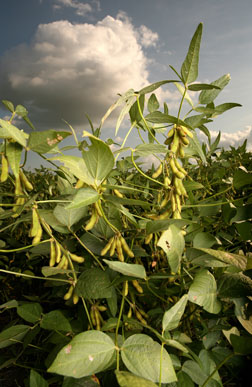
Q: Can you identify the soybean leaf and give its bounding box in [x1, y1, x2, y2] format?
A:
[162, 295, 188, 332]
[193, 232, 216, 248]
[28, 130, 71, 153]
[233, 168, 252, 189]
[121, 334, 177, 383]
[199, 349, 222, 385]
[115, 371, 157, 387]
[103, 260, 146, 280]
[146, 219, 191, 234]
[184, 114, 211, 129]
[30, 370, 48, 387]
[134, 144, 167, 156]
[6, 142, 22, 178]
[0, 300, 18, 310]
[100, 88, 135, 127]
[181, 23, 203, 84]
[115, 95, 136, 135]
[194, 248, 247, 271]
[230, 334, 252, 355]
[2, 100, 14, 113]
[53, 204, 88, 228]
[157, 224, 185, 273]
[0, 325, 30, 349]
[129, 94, 145, 124]
[82, 132, 115, 184]
[176, 371, 194, 387]
[188, 83, 220, 91]
[185, 131, 207, 164]
[40, 310, 72, 332]
[50, 155, 95, 185]
[39, 209, 70, 234]
[62, 376, 100, 386]
[213, 102, 242, 116]
[218, 273, 252, 298]
[188, 270, 221, 314]
[0, 119, 28, 147]
[66, 188, 99, 209]
[17, 303, 43, 323]
[147, 93, 159, 113]
[199, 73, 231, 104]
[234, 298, 252, 335]
[137, 80, 178, 95]
[48, 330, 116, 378]
[75, 268, 113, 299]
[145, 111, 193, 129]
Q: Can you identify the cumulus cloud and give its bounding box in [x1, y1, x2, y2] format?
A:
[137, 25, 159, 48]
[53, 0, 100, 16]
[199, 126, 252, 151]
[0, 13, 159, 130]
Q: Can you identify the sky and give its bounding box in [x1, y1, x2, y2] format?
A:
[0, 0, 252, 169]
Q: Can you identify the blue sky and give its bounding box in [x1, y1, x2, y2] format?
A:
[0, 0, 252, 165]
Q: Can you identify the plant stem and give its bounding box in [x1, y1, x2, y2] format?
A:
[115, 283, 126, 370]
[0, 269, 71, 283]
[131, 150, 165, 187]
[115, 123, 134, 161]
[159, 342, 164, 387]
[81, 296, 93, 329]
[201, 353, 234, 387]
[136, 97, 161, 145]
[72, 230, 105, 271]
[0, 239, 51, 253]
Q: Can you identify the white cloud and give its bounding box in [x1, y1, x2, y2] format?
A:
[0, 14, 159, 130]
[199, 126, 252, 151]
[137, 25, 158, 48]
[53, 0, 99, 16]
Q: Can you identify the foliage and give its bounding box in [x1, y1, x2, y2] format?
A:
[0, 23, 251, 387]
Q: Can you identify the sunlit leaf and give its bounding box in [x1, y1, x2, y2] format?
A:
[28, 130, 71, 153]
[121, 334, 177, 383]
[103, 260, 146, 279]
[48, 330, 116, 378]
[181, 23, 203, 84]
[6, 142, 22, 178]
[188, 270, 221, 314]
[115, 371, 157, 387]
[162, 295, 188, 332]
[30, 370, 48, 387]
[194, 248, 247, 271]
[66, 188, 99, 209]
[75, 268, 113, 299]
[0, 119, 28, 147]
[199, 73, 231, 104]
[157, 225, 185, 273]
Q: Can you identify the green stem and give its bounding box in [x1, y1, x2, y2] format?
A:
[137, 126, 146, 143]
[0, 239, 51, 253]
[201, 353, 234, 387]
[97, 200, 119, 233]
[0, 269, 71, 283]
[115, 123, 134, 161]
[177, 86, 187, 122]
[146, 280, 168, 304]
[136, 97, 161, 144]
[72, 230, 105, 271]
[115, 283, 126, 370]
[81, 296, 93, 329]
[159, 342, 164, 387]
[131, 150, 165, 187]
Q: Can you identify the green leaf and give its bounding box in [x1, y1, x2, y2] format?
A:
[185, 131, 207, 164]
[230, 334, 252, 355]
[115, 371, 157, 387]
[182, 360, 218, 387]
[2, 100, 14, 113]
[0, 325, 30, 348]
[40, 310, 72, 332]
[134, 143, 167, 156]
[121, 334, 177, 383]
[162, 295, 188, 332]
[157, 225, 185, 273]
[0, 119, 28, 147]
[66, 188, 99, 209]
[103, 260, 146, 279]
[234, 298, 252, 335]
[199, 349, 222, 384]
[30, 370, 48, 387]
[218, 273, 252, 298]
[28, 130, 71, 153]
[181, 23, 203, 84]
[146, 219, 191, 234]
[184, 114, 211, 129]
[39, 209, 70, 234]
[188, 83, 220, 91]
[176, 371, 194, 387]
[75, 268, 113, 299]
[53, 204, 88, 228]
[147, 93, 159, 113]
[145, 111, 193, 129]
[194, 248, 247, 271]
[62, 376, 100, 386]
[137, 80, 178, 95]
[50, 155, 95, 185]
[129, 94, 145, 125]
[233, 168, 252, 189]
[213, 102, 242, 116]
[115, 95, 136, 135]
[183, 180, 204, 191]
[0, 300, 18, 310]
[6, 142, 22, 178]
[199, 74, 231, 104]
[48, 330, 116, 378]
[105, 194, 151, 209]
[15, 104, 28, 118]
[17, 303, 43, 323]
[193, 232, 216, 248]
[188, 270, 221, 314]
[82, 132, 115, 184]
